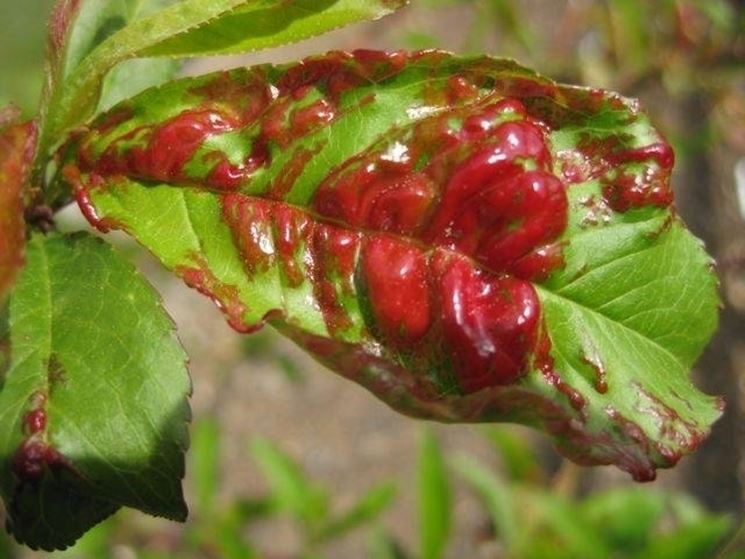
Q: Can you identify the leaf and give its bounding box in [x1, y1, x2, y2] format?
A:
[634, 517, 733, 559]
[45, 0, 408, 144]
[515, 488, 609, 558]
[482, 426, 542, 482]
[0, 233, 191, 551]
[368, 528, 410, 559]
[418, 431, 451, 559]
[580, 488, 666, 552]
[315, 482, 397, 542]
[190, 418, 220, 516]
[58, 51, 721, 478]
[37, 0, 182, 176]
[452, 454, 515, 548]
[249, 437, 328, 525]
[0, 107, 36, 302]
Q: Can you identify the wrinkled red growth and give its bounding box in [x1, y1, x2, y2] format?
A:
[314, 100, 567, 282]
[64, 167, 122, 233]
[434, 251, 542, 390]
[314, 99, 567, 390]
[223, 188, 551, 389]
[361, 237, 431, 347]
[12, 441, 61, 483]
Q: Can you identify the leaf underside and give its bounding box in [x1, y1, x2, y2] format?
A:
[0, 233, 190, 551]
[58, 51, 721, 481]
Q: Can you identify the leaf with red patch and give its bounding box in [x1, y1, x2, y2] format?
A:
[58, 51, 720, 481]
[0, 106, 36, 302]
[0, 233, 190, 551]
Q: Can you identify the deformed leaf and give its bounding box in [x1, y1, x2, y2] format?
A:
[46, 0, 408, 142]
[59, 51, 721, 479]
[0, 107, 36, 302]
[0, 232, 191, 551]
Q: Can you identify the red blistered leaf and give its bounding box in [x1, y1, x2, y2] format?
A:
[59, 52, 719, 480]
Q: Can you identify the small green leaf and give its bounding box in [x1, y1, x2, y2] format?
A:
[190, 418, 221, 516]
[516, 489, 609, 558]
[634, 516, 733, 559]
[418, 431, 451, 559]
[46, 0, 408, 143]
[452, 454, 515, 548]
[368, 528, 410, 559]
[249, 437, 328, 525]
[0, 232, 191, 550]
[482, 427, 542, 482]
[580, 488, 666, 552]
[315, 482, 397, 542]
[60, 52, 721, 479]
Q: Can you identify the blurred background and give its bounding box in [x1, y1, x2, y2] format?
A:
[1, 0, 745, 557]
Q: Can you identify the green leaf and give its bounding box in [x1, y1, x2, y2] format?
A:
[249, 437, 328, 525]
[0, 108, 36, 302]
[368, 528, 410, 559]
[315, 482, 397, 542]
[59, 51, 721, 478]
[418, 431, 451, 559]
[634, 516, 733, 559]
[189, 418, 220, 516]
[580, 488, 666, 552]
[515, 488, 609, 558]
[452, 454, 515, 548]
[0, 232, 191, 551]
[482, 426, 542, 482]
[45, 0, 408, 144]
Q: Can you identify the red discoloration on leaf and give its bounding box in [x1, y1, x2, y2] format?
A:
[48, 0, 81, 54]
[0, 113, 37, 300]
[223, 195, 276, 276]
[361, 236, 432, 347]
[94, 110, 240, 184]
[315, 100, 567, 284]
[176, 255, 252, 334]
[24, 410, 47, 436]
[274, 204, 312, 288]
[309, 224, 360, 336]
[433, 251, 542, 390]
[601, 142, 675, 212]
[12, 441, 62, 483]
[63, 165, 122, 233]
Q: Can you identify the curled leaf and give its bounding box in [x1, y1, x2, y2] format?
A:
[59, 51, 721, 479]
